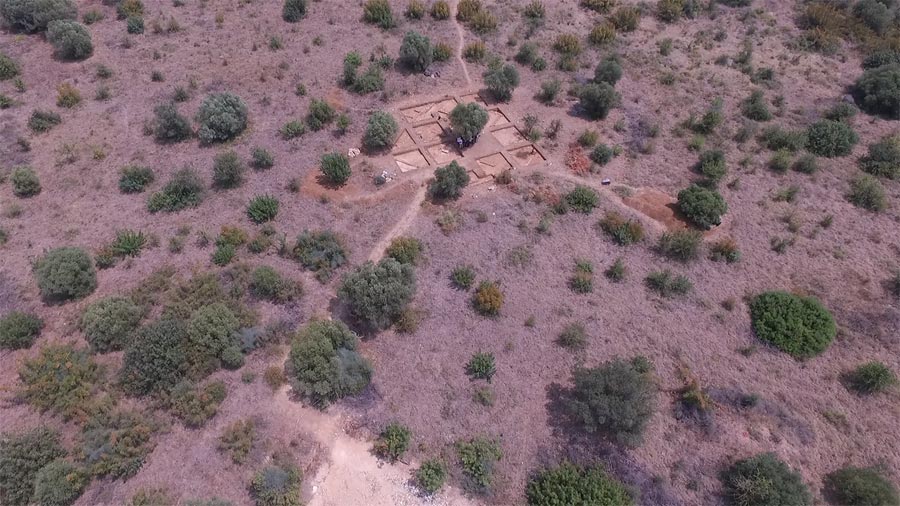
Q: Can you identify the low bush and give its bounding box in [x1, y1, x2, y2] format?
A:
[374, 423, 411, 462]
[247, 195, 279, 223]
[466, 352, 496, 382]
[563, 185, 599, 213]
[805, 119, 858, 158]
[450, 102, 489, 140]
[119, 165, 155, 193]
[212, 151, 245, 189]
[720, 453, 811, 506]
[598, 212, 643, 245]
[185, 303, 240, 377]
[120, 318, 189, 396]
[218, 419, 255, 464]
[362, 0, 394, 29]
[590, 144, 615, 165]
[289, 320, 372, 406]
[760, 126, 807, 152]
[0, 427, 66, 506]
[305, 98, 335, 131]
[405, 0, 425, 18]
[195, 93, 248, 144]
[825, 102, 857, 121]
[33, 247, 96, 302]
[80, 297, 142, 352]
[320, 152, 351, 185]
[28, 109, 61, 133]
[291, 230, 348, 281]
[860, 134, 900, 179]
[845, 361, 896, 395]
[463, 41, 486, 61]
[589, 23, 616, 46]
[657, 229, 702, 261]
[168, 380, 227, 428]
[399, 31, 432, 71]
[0, 52, 18, 80]
[431, 0, 450, 19]
[473, 281, 503, 316]
[78, 409, 157, 479]
[456, 438, 502, 490]
[282, 0, 306, 22]
[116, 0, 142, 19]
[56, 82, 80, 107]
[469, 9, 496, 33]
[824, 466, 899, 506]
[677, 185, 727, 229]
[386, 236, 422, 265]
[0, 311, 43, 350]
[32, 459, 88, 506]
[749, 291, 836, 359]
[251, 147, 274, 170]
[18, 344, 101, 420]
[854, 64, 900, 118]
[564, 357, 655, 446]
[250, 266, 300, 303]
[339, 259, 415, 329]
[645, 270, 692, 297]
[0, 0, 75, 32]
[147, 168, 204, 213]
[793, 154, 818, 174]
[557, 322, 587, 350]
[46, 20, 92, 60]
[569, 261, 593, 294]
[483, 64, 520, 101]
[429, 161, 470, 200]
[415, 459, 447, 494]
[594, 56, 622, 85]
[250, 460, 302, 506]
[451, 265, 476, 290]
[525, 462, 632, 506]
[153, 102, 192, 143]
[696, 150, 727, 183]
[708, 237, 741, 263]
[363, 111, 398, 150]
[432, 41, 452, 61]
[610, 6, 640, 31]
[279, 120, 305, 139]
[847, 174, 887, 212]
[741, 90, 771, 121]
[11, 166, 41, 197]
[578, 82, 620, 120]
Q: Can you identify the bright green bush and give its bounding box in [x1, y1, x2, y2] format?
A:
[247, 195, 279, 223]
[824, 466, 899, 506]
[860, 134, 900, 179]
[564, 185, 599, 213]
[46, 20, 92, 60]
[320, 152, 351, 185]
[80, 297, 141, 353]
[250, 266, 299, 303]
[466, 352, 496, 381]
[415, 459, 447, 494]
[399, 31, 432, 71]
[845, 361, 896, 394]
[339, 258, 415, 329]
[289, 320, 372, 406]
[153, 102, 192, 143]
[0, 427, 65, 506]
[721, 453, 811, 506]
[291, 230, 348, 281]
[450, 102, 489, 140]
[374, 423, 411, 462]
[749, 291, 836, 359]
[33, 247, 96, 302]
[11, 166, 41, 197]
[805, 119, 858, 158]
[250, 461, 302, 506]
[677, 184, 727, 229]
[525, 462, 632, 506]
[120, 319, 188, 395]
[195, 93, 248, 144]
[168, 380, 227, 428]
[855, 64, 900, 118]
[78, 410, 156, 479]
[657, 229, 702, 261]
[119, 165, 155, 193]
[186, 303, 240, 376]
[363, 111, 398, 150]
[483, 64, 520, 101]
[282, 0, 306, 22]
[578, 82, 620, 119]
[428, 160, 470, 199]
[306, 98, 335, 131]
[362, 0, 394, 29]
[147, 168, 204, 213]
[455, 437, 502, 490]
[0, 311, 43, 350]
[0, 0, 76, 32]
[847, 174, 887, 211]
[564, 357, 656, 446]
[32, 459, 88, 506]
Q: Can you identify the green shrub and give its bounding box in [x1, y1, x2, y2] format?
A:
[590, 144, 615, 165]
[46, 20, 92, 60]
[645, 270, 692, 297]
[581, 0, 614, 12]
[363, 111, 398, 150]
[339, 258, 415, 329]
[696, 150, 727, 183]
[306, 98, 335, 131]
[251, 147, 274, 170]
[455, 438, 502, 490]
[32, 459, 88, 506]
[250, 460, 302, 506]
[126, 15, 143, 34]
[415, 459, 447, 494]
[148, 168, 204, 213]
[450, 102, 489, 140]
[28, 109, 62, 132]
[594, 56, 622, 85]
[0, 311, 43, 350]
[0, 427, 66, 506]
[845, 361, 896, 395]
[119, 165, 155, 193]
[79, 409, 157, 479]
[569, 261, 593, 294]
[825, 102, 857, 121]
[250, 266, 299, 303]
[432, 41, 452, 62]
[720, 453, 811, 506]
[854, 0, 891, 34]
[526, 462, 632, 506]
[374, 423, 411, 462]
[18, 344, 100, 421]
[247, 195, 279, 223]
[824, 466, 899, 506]
[80, 297, 142, 352]
[218, 419, 255, 464]
[708, 237, 741, 263]
[469, 8, 496, 33]
[386, 236, 422, 265]
[564, 357, 655, 446]
[399, 31, 432, 71]
[116, 0, 142, 19]
[431, 0, 450, 19]
[610, 6, 640, 31]
[457, 0, 481, 21]
[0, 52, 17, 80]
[33, 247, 96, 302]
[451, 265, 476, 290]
[128, 487, 175, 506]
[466, 352, 496, 382]
[557, 322, 587, 350]
[320, 152, 351, 185]
[405, 0, 425, 18]
[11, 166, 40, 197]
[282, 0, 306, 22]
[564, 185, 599, 213]
[749, 291, 836, 359]
[741, 90, 771, 121]
[861, 134, 900, 179]
[656, 229, 702, 261]
[760, 126, 807, 152]
[597, 212, 643, 245]
[578, 82, 620, 120]
[473, 281, 503, 316]
[212, 150, 245, 189]
[195, 93, 248, 144]
[120, 318, 188, 395]
[109, 229, 146, 258]
[589, 23, 616, 46]
[186, 303, 240, 376]
[429, 160, 470, 200]
[793, 154, 818, 174]
[168, 380, 227, 428]
[289, 320, 372, 406]
[291, 230, 348, 281]
[483, 64, 520, 101]
[855, 64, 900, 118]
[279, 120, 305, 140]
[362, 0, 394, 29]
[847, 174, 887, 212]
[463, 41, 486, 61]
[805, 119, 858, 158]
[0, 0, 76, 32]
[677, 185, 727, 229]
[153, 102, 192, 143]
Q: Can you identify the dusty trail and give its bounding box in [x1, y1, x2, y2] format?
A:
[450, 0, 473, 86]
[366, 182, 429, 262]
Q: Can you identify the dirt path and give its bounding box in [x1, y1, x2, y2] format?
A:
[366, 182, 429, 262]
[450, 0, 473, 86]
